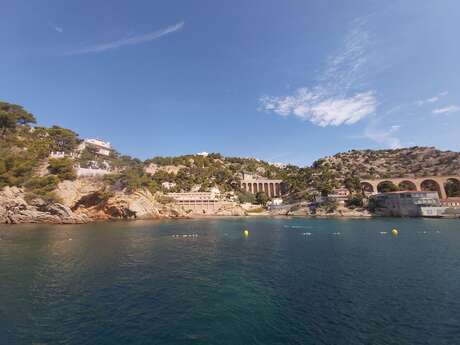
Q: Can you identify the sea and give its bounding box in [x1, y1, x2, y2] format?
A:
[1, 217, 460, 345]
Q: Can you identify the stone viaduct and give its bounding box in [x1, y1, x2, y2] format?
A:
[360, 176, 460, 200]
[241, 179, 283, 197]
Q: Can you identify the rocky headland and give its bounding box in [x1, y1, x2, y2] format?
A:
[0, 178, 248, 224]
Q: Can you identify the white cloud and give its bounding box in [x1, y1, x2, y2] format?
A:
[322, 17, 370, 93]
[65, 21, 184, 56]
[433, 105, 460, 114]
[259, 18, 376, 127]
[260, 89, 377, 127]
[416, 91, 448, 106]
[363, 122, 401, 149]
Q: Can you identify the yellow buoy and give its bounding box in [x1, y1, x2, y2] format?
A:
[243, 229, 249, 237]
[392, 228, 399, 236]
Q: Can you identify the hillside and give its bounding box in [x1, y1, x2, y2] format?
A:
[2, 100, 460, 223]
[313, 147, 460, 179]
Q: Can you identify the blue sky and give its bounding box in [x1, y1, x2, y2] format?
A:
[1, 0, 459, 165]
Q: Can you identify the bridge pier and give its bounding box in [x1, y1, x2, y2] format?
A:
[240, 180, 283, 197]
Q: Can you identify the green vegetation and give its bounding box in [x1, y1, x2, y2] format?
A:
[377, 181, 399, 193]
[319, 198, 338, 213]
[48, 158, 76, 181]
[2, 100, 460, 210]
[0, 101, 36, 137]
[255, 192, 269, 205]
[399, 181, 417, 191]
[24, 175, 60, 203]
[0, 102, 79, 200]
[445, 179, 460, 197]
[345, 194, 364, 209]
[237, 190, 256, 204]
[343, 176, 362, 193]
[47, 126, 80, 153]
[104, 168, 159, 194]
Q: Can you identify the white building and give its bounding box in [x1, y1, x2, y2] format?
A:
[49, 151, 66, 159]
[442, 198, 460, 207]
[161, 182, 177, 190]
[196, 152, 209, 157]
[268, 198, 283, 206]
[76, 167, 111, 177]
[328, 188, 350, 203]
[78, 138, 112, 156]
[270, 162, 288, 169]
[167, 192, 219, 202]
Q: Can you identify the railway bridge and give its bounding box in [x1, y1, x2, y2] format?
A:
[360, 176, 460, 199]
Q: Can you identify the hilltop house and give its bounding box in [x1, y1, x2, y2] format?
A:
[78, 138, 112, 156]
[75, 138, 114, 177]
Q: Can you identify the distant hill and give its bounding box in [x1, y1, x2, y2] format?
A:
[313, 147, 460, 179]
[2, 101, 460, 201]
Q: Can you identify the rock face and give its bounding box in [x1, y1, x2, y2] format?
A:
[0, 187, 89, 224]
[1, 177, 247, 224]
[313, 206, 372, 218]
[213, 204, 247, 216]
[68, 187, 188, 221]
[56, 178, 105, 207]
[0, 185, 188, 224]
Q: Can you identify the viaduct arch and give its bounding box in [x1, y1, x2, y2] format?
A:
[360, 176, 460, 200]
[241, 180, 283, 198]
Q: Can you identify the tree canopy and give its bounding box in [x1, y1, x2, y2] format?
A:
[0, 101, 36, 136]
[47, 126, 80, 153]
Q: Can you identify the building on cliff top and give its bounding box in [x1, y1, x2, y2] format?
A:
[78, 138, 112, 156]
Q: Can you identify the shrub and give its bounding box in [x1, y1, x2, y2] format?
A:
[345, 195, 364, 209]
[48, 158, 76, 181]
[377, 181, 399, 193]
[255, 191, 269, 205]
[24, 175, 60, 203]
[321, 199, 338, 213]
[157, 195, 175, 205]
[237, 190, 256, 204]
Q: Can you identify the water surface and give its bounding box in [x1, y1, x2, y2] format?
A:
[1, 218, 460, 345]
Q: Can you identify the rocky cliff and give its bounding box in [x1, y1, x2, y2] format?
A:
[0, 187, 89, 224]
[0, 180, 190, 224]
[0, 177, 250, 224]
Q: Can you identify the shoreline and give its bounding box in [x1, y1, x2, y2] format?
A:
[4, 213, 458, 226]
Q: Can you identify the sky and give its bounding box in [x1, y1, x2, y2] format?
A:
[1, 0, 459, 166]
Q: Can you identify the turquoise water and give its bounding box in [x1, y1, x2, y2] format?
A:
[1, 217, 460, 345]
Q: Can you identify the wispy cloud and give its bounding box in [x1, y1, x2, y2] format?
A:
[48, 22, 63, 33]
[259, 18, 377, 127]
[65, 21, 184, 56]
[260, 89, 376, 127]
[358, 122, 402, 149]
[416, 91, 448, 106]
[433, 105, 460, 114]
